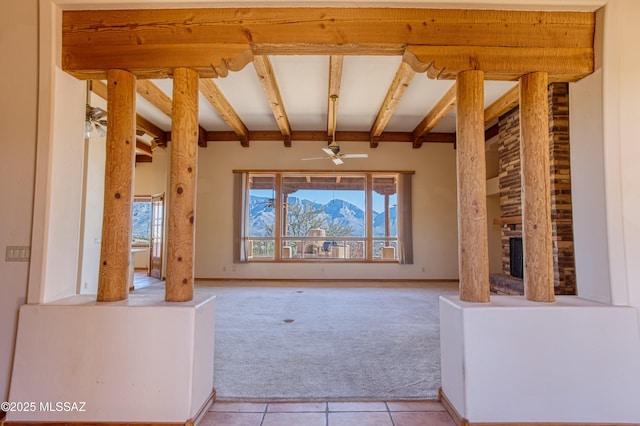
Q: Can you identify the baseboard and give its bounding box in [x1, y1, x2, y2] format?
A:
[195, 277, 459, 287]
[439, 388, 466, 426]
[438, 388, 639, 426]
[187, 388, 216, 426]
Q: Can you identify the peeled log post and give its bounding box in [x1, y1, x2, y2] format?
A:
[520, 72, 555, 303]
[166, 68, 199, 302]
[456, 70, 490, 303]
[97, 69, 136, 302]
[384, 194, 390, 246]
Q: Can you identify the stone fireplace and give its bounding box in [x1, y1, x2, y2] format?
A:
[490, 83, 577, 296]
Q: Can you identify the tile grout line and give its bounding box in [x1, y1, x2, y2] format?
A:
[385, 401, 397, 426]
[259, 402, 269, 426]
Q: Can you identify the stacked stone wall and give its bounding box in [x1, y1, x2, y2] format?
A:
[496, 82, 576, 295]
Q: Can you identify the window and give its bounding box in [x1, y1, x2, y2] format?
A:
[239, 171, 411, 263]
[132, 196, 152, 247]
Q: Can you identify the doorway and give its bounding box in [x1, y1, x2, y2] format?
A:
[149, 194, 164, 279]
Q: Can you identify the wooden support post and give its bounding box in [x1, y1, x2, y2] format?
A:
[97, 69, 136, 302]
[384, 194, 390, 246]
[519, 72, 555, 302]
[166, 68, 199, 302]
[456, 70, 490, 303]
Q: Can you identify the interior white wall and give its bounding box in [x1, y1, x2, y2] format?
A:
[38, 68, 86, 302]
[570, 71, 612, 303]
[79, 94, 106, 295]
[0, 0, 38, 403]
[195, 141, 459, 280]
[440, 295, 640, 423]
[607, 0, 640, 310]
[600, 0, 640, 310]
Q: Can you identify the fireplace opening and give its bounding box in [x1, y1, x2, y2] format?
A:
[510, 237, 524, 279]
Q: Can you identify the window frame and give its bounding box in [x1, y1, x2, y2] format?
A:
[132, 195, 152, 248]
[243, 171, 404, 263]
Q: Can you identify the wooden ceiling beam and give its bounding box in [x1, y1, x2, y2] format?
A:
[200, 78, 250, 147]
[205, 130, 455, 144]
[63, 8, 594, 81]
[136, 138, 153, 157]
[412, 82, 457, 148]
[136, 115, 167, 147]
[89, 79, 108, 100]
[90, 79, 167, 147]
[370, 61, 416, 148]
[405, 46, 593, 81]
[137, 80, 173, 117]
[484, 84, 520, 125]
[253, 55, 292, 147]
[136, 79, 208, 147]
[327, 55, 343, 142]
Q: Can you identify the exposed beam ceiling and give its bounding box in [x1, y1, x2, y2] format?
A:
[90, 80, 167, 147]
[370, 62, 416, 148]
[62, 8, 595, 81]
[484, 84, 521, 125]
[253, 55, 292, 147]
[76, 7, 595, 156]
[412, 83, 457, 148]
[199, 78, 250, 147]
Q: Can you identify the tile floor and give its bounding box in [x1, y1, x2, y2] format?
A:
[201, 400, 456, 426]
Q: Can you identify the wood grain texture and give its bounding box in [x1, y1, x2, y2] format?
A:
[204, 130, 455, 144]
[371, 61, 416, 139]
[98, 69, 136, 302]
[412, 82, 456, 143]
[519, 72, 555, 303]
[166, 68, 199, 303]
[62, 8, 594, 80]
[62, 8, 594, 48]
[253, 55, 291, 145]
[90, 79, 167, 145]
[456, 70, 490, 303]
[406, 46, 593, 81]
[484, 83, 520, 125]
[137, 80, 173, 117]
[200, 78, 250, 146]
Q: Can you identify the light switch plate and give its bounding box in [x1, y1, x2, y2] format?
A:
[6, 246, 31, 262]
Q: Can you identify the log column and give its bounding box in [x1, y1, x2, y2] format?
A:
[519, 72, 555, 302]
[456, 70, 490, 303]
[166, 68, 199, 302]
[97, 69, 137, 302]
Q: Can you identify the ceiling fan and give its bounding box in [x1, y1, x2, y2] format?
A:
[85, 104, 107, 138]
[302, 95, 368, 166]
[85, 82, 107, 138]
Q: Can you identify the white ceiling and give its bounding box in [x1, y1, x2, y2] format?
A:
[133, 55, 518, 138]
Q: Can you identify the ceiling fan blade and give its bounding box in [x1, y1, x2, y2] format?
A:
[302, 156, 330, 161]
[332, 157, 344, 165]
[322, 147, 335, 156]
[342, 153, 368, 158]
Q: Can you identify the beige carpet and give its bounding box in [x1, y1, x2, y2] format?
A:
[135, 281, 458, 401]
